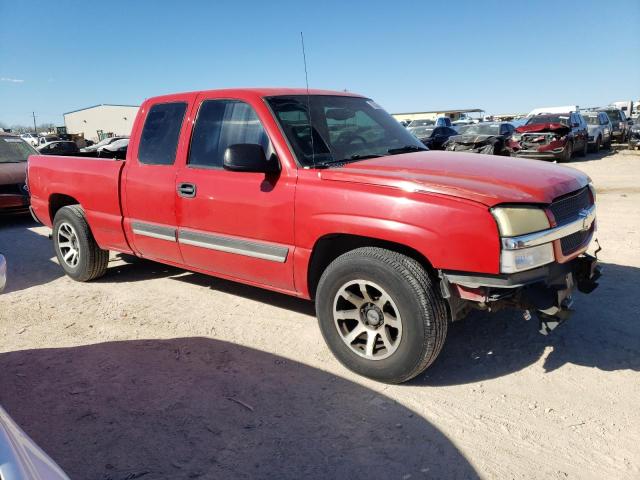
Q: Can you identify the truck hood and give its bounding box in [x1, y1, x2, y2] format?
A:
[0, 162, 27, 185]
[318, 151, 589, 206]
[516, 123, 571, 135]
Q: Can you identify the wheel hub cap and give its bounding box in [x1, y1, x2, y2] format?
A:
[333, 280, 403, 361]
[57, 222, 80, 268]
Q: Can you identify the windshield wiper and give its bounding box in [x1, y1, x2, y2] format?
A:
[313, 154, 382, 168]
[387, 145, 428, 155]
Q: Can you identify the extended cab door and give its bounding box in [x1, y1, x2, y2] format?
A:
[174, 93, 296, 292]
[122, 94, 196, 264]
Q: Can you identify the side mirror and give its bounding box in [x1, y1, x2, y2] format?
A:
[223, 144, 280, 174]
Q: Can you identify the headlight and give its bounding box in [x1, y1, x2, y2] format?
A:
[491, 207, 551, 237]
[500, 244, 555, 273]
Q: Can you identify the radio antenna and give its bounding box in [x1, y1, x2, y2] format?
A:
[300, 31, 315, 165]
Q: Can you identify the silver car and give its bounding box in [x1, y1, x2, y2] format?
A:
[0, 254, 6, 293]
[583, 111, 612, 151]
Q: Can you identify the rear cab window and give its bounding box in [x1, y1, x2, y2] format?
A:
[138, 102, 187, 165]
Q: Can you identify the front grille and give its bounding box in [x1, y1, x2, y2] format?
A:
[561, 228, 591, 255]
[0, 183, 26, 195]
[549, 187, 592, 225]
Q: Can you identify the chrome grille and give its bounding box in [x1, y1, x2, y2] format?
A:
[549, 187, 592, 225]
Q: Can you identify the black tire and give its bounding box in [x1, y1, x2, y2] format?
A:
[53, 205, 109, 282]
[591, 136, 601, 153]
[559, 141, 573, 162]
[578, 138, 588, 157]
[315, 247, 448, 384]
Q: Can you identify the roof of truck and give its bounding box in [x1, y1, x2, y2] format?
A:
[145, 88, 366, 104]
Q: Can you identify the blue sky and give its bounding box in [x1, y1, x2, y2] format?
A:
[1, 0, 639, 126]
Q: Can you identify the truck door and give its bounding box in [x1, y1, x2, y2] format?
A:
[174, 94, 296, 291]
[122, 95, 195, 264]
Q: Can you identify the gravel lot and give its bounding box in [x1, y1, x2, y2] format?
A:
[1, 150, 639, 480]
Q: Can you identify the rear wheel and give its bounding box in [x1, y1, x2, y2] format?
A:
[316, 247, 448, 384]
[53, 205, 109, 282]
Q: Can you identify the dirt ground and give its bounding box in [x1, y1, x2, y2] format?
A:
[1, 150, 639, 480]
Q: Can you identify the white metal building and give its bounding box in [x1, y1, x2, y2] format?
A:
[63, 104, 140, 141]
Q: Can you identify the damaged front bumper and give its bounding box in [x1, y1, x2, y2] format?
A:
[440, 253, 602, 335]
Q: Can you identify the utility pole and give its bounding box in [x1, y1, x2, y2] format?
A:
[32, 112, 38, 135]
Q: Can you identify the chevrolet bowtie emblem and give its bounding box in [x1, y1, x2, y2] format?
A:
[577, 208, 591, 231]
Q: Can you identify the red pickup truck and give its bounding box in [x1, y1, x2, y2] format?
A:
[27, 88, 601, 383]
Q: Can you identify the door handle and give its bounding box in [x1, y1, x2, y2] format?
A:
[177, 183, 197, 198]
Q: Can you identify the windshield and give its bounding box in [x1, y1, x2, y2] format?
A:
[527, 115, 570, 126]
[266, 95, 425, 167]
[457, 123, 501, 135]
[408, 126, 435, 137]
[584, 115, 600, 125]
[603, 110, 621, 122]
[0, 137, 38, 163]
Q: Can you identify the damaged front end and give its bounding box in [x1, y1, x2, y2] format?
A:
[439, 184, 601, 335]
[440, 253, 601, 335]
[445, 134, 501, 155]
[510, 123, 571, 160]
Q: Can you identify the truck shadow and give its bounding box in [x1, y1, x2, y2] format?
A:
[103, 257, 640, 385]
[0, 215, 64, 293]
[0, 338, 478, 480]
[415, 262, 640, 386]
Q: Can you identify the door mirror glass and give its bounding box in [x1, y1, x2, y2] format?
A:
[223, 144, 280, 173]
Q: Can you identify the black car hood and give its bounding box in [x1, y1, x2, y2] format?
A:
[448, 134, 503, 145]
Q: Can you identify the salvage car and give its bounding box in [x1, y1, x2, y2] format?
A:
[598, 107, 629, 143]
[0, 404, 70, 480]
[0, 253, 5, 292]
[445, 122, 515, 155]
[37, 140, 80, 156]
[629, 120, 640, 149]
[28, 88, 601, 384]
[510, 111, 588, 162]
[412, 125, 458, 150]
[582, 111, 612, 151]
[80, 136, 128, 154]
[97, 138, 129, 159]
[0, 133, 34, 214]
[19, 133, 39, 147]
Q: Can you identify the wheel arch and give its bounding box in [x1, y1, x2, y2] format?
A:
[49, 193, 81, 223]
[307, 233, 435, 300]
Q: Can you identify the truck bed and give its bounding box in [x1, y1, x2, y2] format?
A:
[28, 155, 130, 252]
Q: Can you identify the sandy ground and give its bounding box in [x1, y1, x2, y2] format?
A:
[0, 150, 639, 480]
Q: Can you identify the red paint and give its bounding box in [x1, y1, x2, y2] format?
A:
[27, 88, 591, 299]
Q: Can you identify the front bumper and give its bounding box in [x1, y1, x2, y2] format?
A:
[512, 149, 564, 161]
[441, 254, 601, 334]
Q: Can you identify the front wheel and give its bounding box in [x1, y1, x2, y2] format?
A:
[559, 141, 573, 162]
[53, 205, 109, 282]
[316, 247, 448, 384]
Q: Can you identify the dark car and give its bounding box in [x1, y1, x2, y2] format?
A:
[37, 140, 80, 156]
[510, 112, 588, 162]
[0, 132, 35, 214]
[598, 108, 629, 143]
[629, 119, 640, 149]
[410, 126, 458, 150]
[445, 122, 515, 155]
